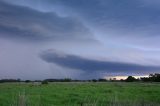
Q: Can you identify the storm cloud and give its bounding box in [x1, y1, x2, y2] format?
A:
[0, 0, 160, 79]
[0, 1, 92, 42]
[40, 50, 160, 74]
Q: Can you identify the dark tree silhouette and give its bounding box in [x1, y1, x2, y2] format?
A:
[141, 73, 160, 82]
[125, 76, 137, 82]
[41, 80, 48, 84]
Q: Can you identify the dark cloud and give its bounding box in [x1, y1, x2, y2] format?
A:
[38, 0, 160, 40]
[0, 1, 92, 42]
[8, 0, 160, 27]
[1, 0, 160, 79]
[40, 50, 160, 74]
[45, 0, 160, 27]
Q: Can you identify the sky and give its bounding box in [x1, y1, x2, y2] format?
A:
[0, 0, 160, 80]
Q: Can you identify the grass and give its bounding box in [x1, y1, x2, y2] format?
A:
[0, 82, 160, 106]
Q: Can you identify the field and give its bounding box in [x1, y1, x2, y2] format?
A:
[0, 82, 160, 106]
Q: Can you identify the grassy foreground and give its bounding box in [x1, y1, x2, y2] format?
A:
[0, 82, 160, 106]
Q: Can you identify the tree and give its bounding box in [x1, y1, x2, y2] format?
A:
[41, 80, 48, 84]
[92, 79, 97, 82]
[125, 76, 137, 82]
[63, 78, 71, 82]
[98, 78, 107, 82]
[149, 73, 160, 82]
[25, 80, 31, 83]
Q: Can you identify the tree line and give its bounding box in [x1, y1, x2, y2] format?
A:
[0, 73, 160, 83]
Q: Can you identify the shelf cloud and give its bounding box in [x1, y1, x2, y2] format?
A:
[0, 0, 160, 79]
[40, 50, 160, 74]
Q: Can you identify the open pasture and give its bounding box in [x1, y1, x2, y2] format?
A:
[0, 82, 160, 106]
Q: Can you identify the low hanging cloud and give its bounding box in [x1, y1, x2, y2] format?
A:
[0, 1, 92, 42]
[40, 50, 160, 74]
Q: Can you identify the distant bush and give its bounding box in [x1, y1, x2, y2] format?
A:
[0, 79, 20, 83]
[125, 76, 137, 82]
[141, 73, 160, 82]
[25, 80, 31, 83]
[63, 78, 71, 82]
[98, 78, 107, 82]
[41, 80, 48, 84]
[92, 79, 97, 82]
[44, 78, 72, 82]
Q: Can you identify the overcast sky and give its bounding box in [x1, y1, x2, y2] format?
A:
[0, 0, 160, 80]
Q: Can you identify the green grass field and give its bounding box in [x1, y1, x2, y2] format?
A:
[0, 82, 160, 106]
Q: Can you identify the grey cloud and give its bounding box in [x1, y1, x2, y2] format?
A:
[8, 0, 160, 49]
[40, 50, 160, 74]
[4, 0, 160, 35]
[0, 1, 92, 42]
